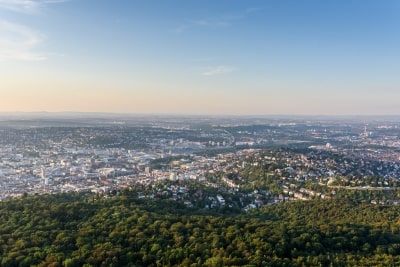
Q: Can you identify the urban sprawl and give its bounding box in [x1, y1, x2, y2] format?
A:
[1, 116, 400, 210]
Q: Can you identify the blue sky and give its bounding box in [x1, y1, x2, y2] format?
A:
[0, 0, 400, 115]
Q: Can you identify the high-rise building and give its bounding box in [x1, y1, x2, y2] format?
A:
[41, 168, 48, 186]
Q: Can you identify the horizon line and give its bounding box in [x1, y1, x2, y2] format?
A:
[0, 111, 400, 118]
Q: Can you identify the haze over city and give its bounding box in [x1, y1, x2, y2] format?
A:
[1, 0, 400, 115]
[3, 1, 400, 266]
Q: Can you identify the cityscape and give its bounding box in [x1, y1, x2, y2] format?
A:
[1, 0, 400, 265]
[1, 116, 400, 210]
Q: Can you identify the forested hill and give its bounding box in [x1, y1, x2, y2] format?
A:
[1, 192, 400, 266]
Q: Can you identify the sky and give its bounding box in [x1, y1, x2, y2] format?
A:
[0, 0, 400, 115]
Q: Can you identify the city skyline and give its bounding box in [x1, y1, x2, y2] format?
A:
[1, 0, 400, 115]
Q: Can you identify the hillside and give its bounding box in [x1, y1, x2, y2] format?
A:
[1, 192, 400, 266]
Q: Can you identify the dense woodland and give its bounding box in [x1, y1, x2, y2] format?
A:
[1, 191, 400, 266]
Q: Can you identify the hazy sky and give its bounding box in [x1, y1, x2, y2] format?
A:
[1, 0, 400, 115]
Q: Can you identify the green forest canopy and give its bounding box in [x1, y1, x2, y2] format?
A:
[1, 192, 400, 266]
